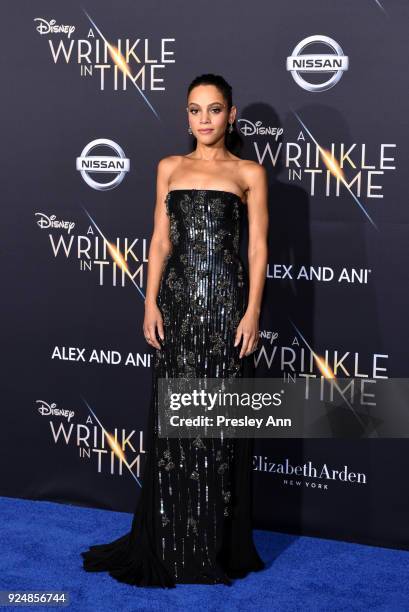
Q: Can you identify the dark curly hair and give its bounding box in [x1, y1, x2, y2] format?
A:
[187, 73, 244, 157]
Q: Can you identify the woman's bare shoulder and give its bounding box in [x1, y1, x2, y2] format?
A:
[156, 155, 184, 182]
[240, 158, 267, 181]
[157, 154, 184, 169]
[238, 157, 263, 168]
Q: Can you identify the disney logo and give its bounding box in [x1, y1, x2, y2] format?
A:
[259, 331, 278, 344]
[238, 119, 283, 139]
[34, 18, 75, 38]
[37, 400, 75, 422]
[35, 213, 75, 234]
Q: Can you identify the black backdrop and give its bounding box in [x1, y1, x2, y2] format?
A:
[2, 0, 409, 550]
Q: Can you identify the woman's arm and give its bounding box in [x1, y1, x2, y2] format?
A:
[235, 162, 269, 358]
[143, 157, 173, 349]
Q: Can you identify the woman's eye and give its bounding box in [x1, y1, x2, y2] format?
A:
[189, 108, 221, 114]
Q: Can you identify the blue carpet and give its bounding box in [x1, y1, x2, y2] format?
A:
[0, 495, 408, 611]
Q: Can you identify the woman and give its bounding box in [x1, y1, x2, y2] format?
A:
[81, 73, 269, 587]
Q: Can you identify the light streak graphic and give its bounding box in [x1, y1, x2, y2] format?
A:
[288, 318, 374, 433]
[373, 0, 388, 16]
[82, 7, 160, 119]
[292, 109, 379, 230]
[81, 395, 142, 487]
[82, 205, 146, 301]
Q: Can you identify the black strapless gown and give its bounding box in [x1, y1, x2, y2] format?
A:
[81, 189, 265, 587]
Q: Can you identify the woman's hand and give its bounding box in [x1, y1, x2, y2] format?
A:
[234, 309, 260, 358]
[143, 301, 164, 350]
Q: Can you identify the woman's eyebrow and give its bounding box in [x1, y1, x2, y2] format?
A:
[188, 102, 224, 107]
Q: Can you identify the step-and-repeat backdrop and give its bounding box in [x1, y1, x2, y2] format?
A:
[3, 1, 409, 550]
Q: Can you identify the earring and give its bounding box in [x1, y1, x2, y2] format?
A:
[228, 122, 233, 133]
[188, 126, 192, 134]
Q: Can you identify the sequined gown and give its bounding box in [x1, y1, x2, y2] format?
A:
[81, 188, 265, 587]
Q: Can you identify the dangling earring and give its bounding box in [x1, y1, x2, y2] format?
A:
[188, 126, 192, 134]
[228, 122, 233, 133]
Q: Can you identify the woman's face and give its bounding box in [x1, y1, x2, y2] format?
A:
[186, 84, 235, 143]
